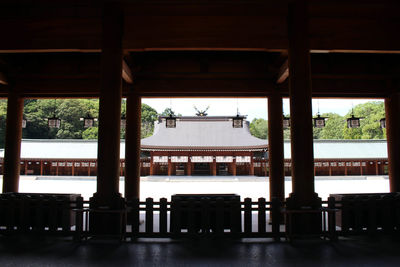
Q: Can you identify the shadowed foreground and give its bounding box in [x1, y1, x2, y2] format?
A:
[1, 235, 400, 267]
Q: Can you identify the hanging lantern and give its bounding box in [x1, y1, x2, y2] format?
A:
[232, 115, 243, 128]
[48, 99, 61, 128]
[283, 115, 290, 129]
[380, 118, 386, 129]
[313, 114, 328, 128]
[166, 115, 176, 128]
[80, 114, 97, 128]
[121, 114, 126, 129]
[22, 118, 27, 128]
[48, 116, 61, 128]
[347, 114, 362, 128]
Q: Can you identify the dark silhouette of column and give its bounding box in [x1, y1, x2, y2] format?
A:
[285, 0, 321, 235]
[268, 92, 285, 207]
[125, 91, 141, 200]
[2, 90, 23, 193]
[385, 94, 400, 192]
[91, 2, 124, 206]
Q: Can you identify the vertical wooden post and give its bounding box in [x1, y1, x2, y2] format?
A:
[249, 154, 254, 176]
[168, 156, 172, 176]
[24, 161, 27, 175]
[40, 160, 43, 176]
[149, 153, 154, 176]
[212, 157, 217, 176]
[375, 161, 379, 175]
[286, 0, 320, 208]
[268, 92, 285, 207]
[329, 163, 332, 176]
[2, 90, 23, 193]
[91, 2, 124, 206]
[360, 162, 363, 176]
[71, 162, 75, 176]
[125, 92, 141, 200]
[344, 163, 348, 176]
[187, 157, 192, 176]
[385, 94, 400, 192]
[232, 158, 237, 176]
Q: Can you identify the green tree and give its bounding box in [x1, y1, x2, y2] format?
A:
[82, 127, 98, 139]
[249, 118, 268, 139]
[318, 113, 345, 139]
[343, 101, 385, 139]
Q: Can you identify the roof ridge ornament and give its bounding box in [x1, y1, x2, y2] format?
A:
[194, 105, 209, 116]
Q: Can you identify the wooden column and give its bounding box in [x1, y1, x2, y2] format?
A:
[249, 154, 254, 176]
[2, 90, 23, 193]
[212, 157, 217, 176]
[329, 163, 332, 176]
[168, 156, 172, 176]
[40, 160, 43, 176]
[232, 158, 237, 176]
[187, 157, 192, 176]
[92, 3, 124, 205]
[149, 154, 154, 176]
[125, 92, 142, 200]
[385, 94, 400, 192]
[375, 161, 379, 175]
[268, 92, 285, 205]
[72, 162, 75, 176]
[286, 0, 320, 208]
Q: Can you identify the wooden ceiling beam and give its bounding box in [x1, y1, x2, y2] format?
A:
[0, 72, 8, 85]
[276, 59, 288, 84]
[122, 60, 133, 84]
[0, 1, 399, 53]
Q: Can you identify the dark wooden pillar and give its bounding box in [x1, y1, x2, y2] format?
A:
[187, 158, 192, 176]
[168, 156, 172, 176]
[212, 157, 217, 176]
[2, 90, 23, 193]
[125, 92, 141, 200]
[249, 154, 255, 176]
[91, 3, 124, 206]
[232, 158, 237, 176]
[268, 92, 285, 205]
[149, 153, 154, 175]
[286, 0, 320, 208]
[385, 94, 400, 192]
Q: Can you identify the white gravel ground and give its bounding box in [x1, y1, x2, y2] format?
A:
[1, 175, 390, 201]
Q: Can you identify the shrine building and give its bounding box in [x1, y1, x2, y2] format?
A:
[0, 116, 389, 177]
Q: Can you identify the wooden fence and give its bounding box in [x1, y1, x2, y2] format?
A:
[2, 194, 400, 241]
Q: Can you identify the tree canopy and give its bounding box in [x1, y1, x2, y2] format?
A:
[249, 101, 386, 140]
[0, 99, 387, 148]
[0, 99, 160, 148]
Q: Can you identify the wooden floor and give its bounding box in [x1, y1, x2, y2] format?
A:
[0, 234, 399, 266]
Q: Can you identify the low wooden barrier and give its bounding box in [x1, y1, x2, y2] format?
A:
[0, 193, 82, 235]
[124, 197, 285, 240]
[5, 193, 389, 241]
[330, 193, 400, 235]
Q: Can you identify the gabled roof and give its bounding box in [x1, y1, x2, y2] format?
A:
[141, 116, 268, 151]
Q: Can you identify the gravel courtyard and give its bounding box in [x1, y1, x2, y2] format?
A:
[3, 175, 390, 201]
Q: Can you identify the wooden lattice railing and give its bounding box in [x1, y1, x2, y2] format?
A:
[2, 193, 400, 241]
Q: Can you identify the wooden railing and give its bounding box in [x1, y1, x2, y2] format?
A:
[2, 193, 399, 241]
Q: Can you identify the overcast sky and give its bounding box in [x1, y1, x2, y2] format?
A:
[142, 98, 384, 122]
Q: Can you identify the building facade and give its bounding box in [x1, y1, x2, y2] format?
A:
[0, 116, 389, 177]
